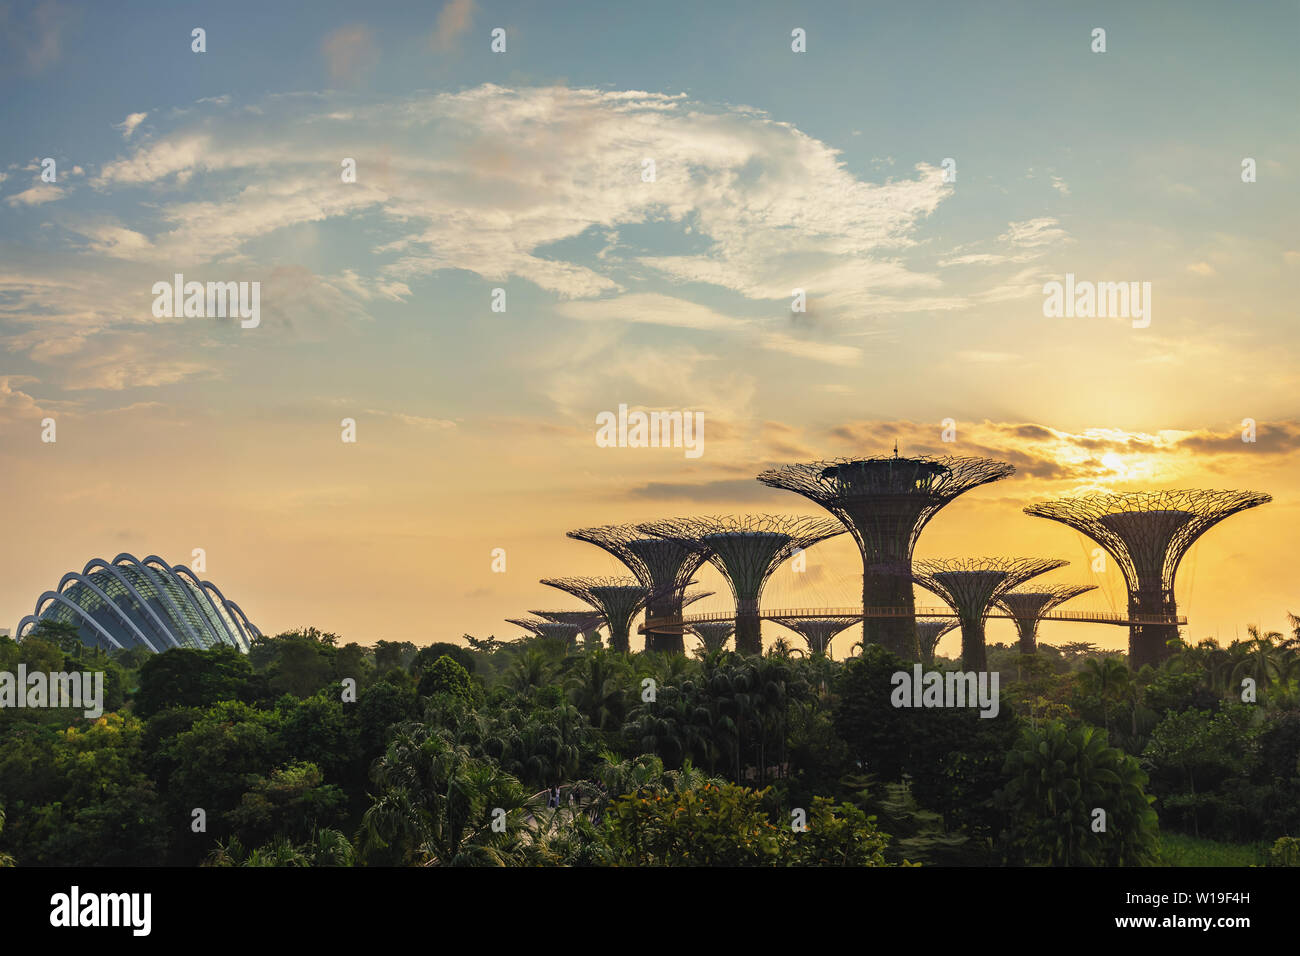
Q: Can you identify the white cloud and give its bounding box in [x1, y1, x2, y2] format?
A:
[115, 112, 148, 140]
[6, 184, 63, 206]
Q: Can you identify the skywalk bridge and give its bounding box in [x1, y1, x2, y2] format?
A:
[639, 605, 1187, 634]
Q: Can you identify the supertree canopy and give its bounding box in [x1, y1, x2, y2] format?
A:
[768, 615, 861, 657]
[915, 617, 960, 664]
[688, 620, 736, 653]
[506, 616, 586, 643]
[1024, 489, 1271, 668]
[528, 609, 605, 645]
[757, 451, 1014, 659]
[995, 584, 1096, 654]
[567, 524, 710, 654]
[902, 557, 1067, 670]
[639, 514, 845, 655]
[540, 576, 651, 653]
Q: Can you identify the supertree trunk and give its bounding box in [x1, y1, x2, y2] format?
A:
[959, 614, 988, 671]
[734, 602, 762, 655]
[1013, 618, 1038, 654]
[643, 594, 683, 654]
[864, 572, 920, 659]
[1128, 590, 1178, 669]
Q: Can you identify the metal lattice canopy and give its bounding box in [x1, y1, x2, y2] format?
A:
[638, 514, 845, 609]
[505, 616, 585, 642]
[689, 621, 736, 653]
[756, 453, 1015, 562]
[1023, 490, 1271, 595]
[567, 524, 709, 597]
[907, 557, 1069, 617]
[768, 615, 861, 656]
[528, 609, 605, 630]
[900, 557, 1067, 669]
[915, 617, 960, 663]
[540, 576, 651, 652]
[996, 584, 1096, 654]
[995, 584, 1097, 623]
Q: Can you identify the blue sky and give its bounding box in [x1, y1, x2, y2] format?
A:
[1, 0, 1295, 649]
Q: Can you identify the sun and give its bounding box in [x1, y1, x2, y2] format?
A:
[1101, 452, 1129, 478]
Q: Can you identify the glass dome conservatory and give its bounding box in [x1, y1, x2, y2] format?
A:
[15, 553, 260, 653]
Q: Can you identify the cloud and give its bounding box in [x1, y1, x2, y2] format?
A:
[321, 25, 378, 83]
[115, 112, 148, 140]
[628, 478, 778, 502]
[77, 86, 964, 306]
[554, 293, 749, 331]
[431, 0, 475, 52]
[6, 184, 62, 206]
[760, 331, 862, 366]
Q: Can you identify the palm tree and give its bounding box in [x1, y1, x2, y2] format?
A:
[1231, 626, 1287, 693]
[362, 723, 530, 865]
[566, 649, 630, 731]
[1079, 656, 1131, 739]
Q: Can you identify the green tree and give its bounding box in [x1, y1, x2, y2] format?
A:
[998, 720, 1159, 866]
[361, 723, 531, 865]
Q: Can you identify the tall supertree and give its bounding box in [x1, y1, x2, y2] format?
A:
[915, 617, 960, 664]
[528, 609, 605, 646]
[902, 557, 1067, 670]
[639, 515, 845, 655]
[506, 616, 585, 643]
[768, 615, 861, 657]
[757, 451, 1014, 659]
[995, 584, 1096, 654]
[567, 524, 710, 654]
[1024, 490, 1271, 668]
[540, 577, 651, 653]
[689, 621, 736, 654]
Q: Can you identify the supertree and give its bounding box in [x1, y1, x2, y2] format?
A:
[915, 617, 960, 664]
[995, 584, 1097, 654]
[566, 524, 710, 654]
[639, 514, 845, 655]
[540, 576, 651, 653]
[768, 615, 861, 657]
[528, 610, 605, 646]
[1024, 490, 1271, 668]
[757, 450, 1014, 659]
[505, 616, 585, 643]
[689, 621, 736, 654]
[901, 557, 1067, 670]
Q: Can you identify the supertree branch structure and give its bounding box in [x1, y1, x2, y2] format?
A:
[639, 514, 845, 655]
[506, 616, 586, 643]
[757, 452, 1014, 659]
[1024, 489, 1271, 668]
[528, 610, 605, 646]
[768, 615, 861, 657]
[540, 576, 651, 653]
[915, 617, 960, 664]
[902, 557, 1067, 670]
[689, 621, 736, 654]
[567, 524, 710, 654]
[995, 584, 1097, 655]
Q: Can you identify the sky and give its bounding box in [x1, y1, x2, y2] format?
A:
[1, 0, 1296, 658]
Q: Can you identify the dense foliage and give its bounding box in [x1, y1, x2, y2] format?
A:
[1, 615, 1298, 866]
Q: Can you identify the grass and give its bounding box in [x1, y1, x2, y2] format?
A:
[1158, 832, 1269, 867]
